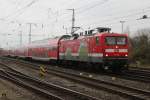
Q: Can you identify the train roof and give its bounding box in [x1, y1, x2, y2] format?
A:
[59, 32, 128, 42]
[11, 32, 128, 50]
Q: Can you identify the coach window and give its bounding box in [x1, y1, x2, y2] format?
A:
[96, 37, 100, 45]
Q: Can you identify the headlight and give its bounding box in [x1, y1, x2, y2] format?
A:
[125, 54, 128, 57]
[105, 54, 108, 57]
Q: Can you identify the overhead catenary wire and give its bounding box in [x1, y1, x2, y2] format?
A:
[77, 4, 150, 21]
[1, 0, 150, 35]
[76, 0, 109, 14]
[49, 0, 150, 21]
[48, 1, 150, 31]
[3, 0, 39, 20]
[1, 0, 150, 24]
[89, 9, 150, 25]
[2, 0, 150, 27]
[48, 0, 110, 23]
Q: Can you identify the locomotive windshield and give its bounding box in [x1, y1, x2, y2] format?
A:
[105, 37, 116, 45]
[105, 36, 126, 45]
[116, 37, 126, 45]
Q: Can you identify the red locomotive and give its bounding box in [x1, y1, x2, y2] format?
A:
[4, 27, 129, 72]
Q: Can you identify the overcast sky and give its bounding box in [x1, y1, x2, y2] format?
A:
[0, 0, 150, 48]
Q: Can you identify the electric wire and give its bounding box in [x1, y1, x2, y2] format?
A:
[3, 0, 39, 20]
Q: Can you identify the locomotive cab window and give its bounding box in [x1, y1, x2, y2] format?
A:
[105, 36, 126, 45]
[116, 37, 126, 45]
[105, 37, 116, 45]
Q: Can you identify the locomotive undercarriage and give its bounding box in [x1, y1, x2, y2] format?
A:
[103, 57, 128, 72]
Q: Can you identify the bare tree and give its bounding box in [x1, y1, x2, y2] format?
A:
[130, 28, 150, 65]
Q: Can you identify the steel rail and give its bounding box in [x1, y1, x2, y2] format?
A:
[0, 70, 63, 100]
[0, 62, 100, 100]
[1, 57, 150, 100]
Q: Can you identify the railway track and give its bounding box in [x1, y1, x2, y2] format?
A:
[4, 57, 150, 83]
[1, 57, 150, 100]
[130, 67, 150, 72]
[128, 67, 150, 76]
[0, 62, 100, 100]
[0, 70, 63, 100]
[121, 68, 150, 83]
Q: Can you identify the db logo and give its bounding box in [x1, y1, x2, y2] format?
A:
[114, 49, 119, 52]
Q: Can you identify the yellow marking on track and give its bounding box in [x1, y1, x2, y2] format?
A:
[39, 66, 46, 78]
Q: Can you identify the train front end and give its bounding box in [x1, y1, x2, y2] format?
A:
[102, 33, 129, 71]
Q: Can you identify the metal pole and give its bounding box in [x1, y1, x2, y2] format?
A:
[29, 23, 32, 43]
[120, 21, 125, 33]
[27, 23, 34, 43]
[19, 24, 22, 46]
[72, 9, 75, 34]
[20, 31, 22, 45]
[68, 9, 75, 35]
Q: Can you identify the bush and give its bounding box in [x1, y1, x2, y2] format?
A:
[129, 29, 150, 65]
